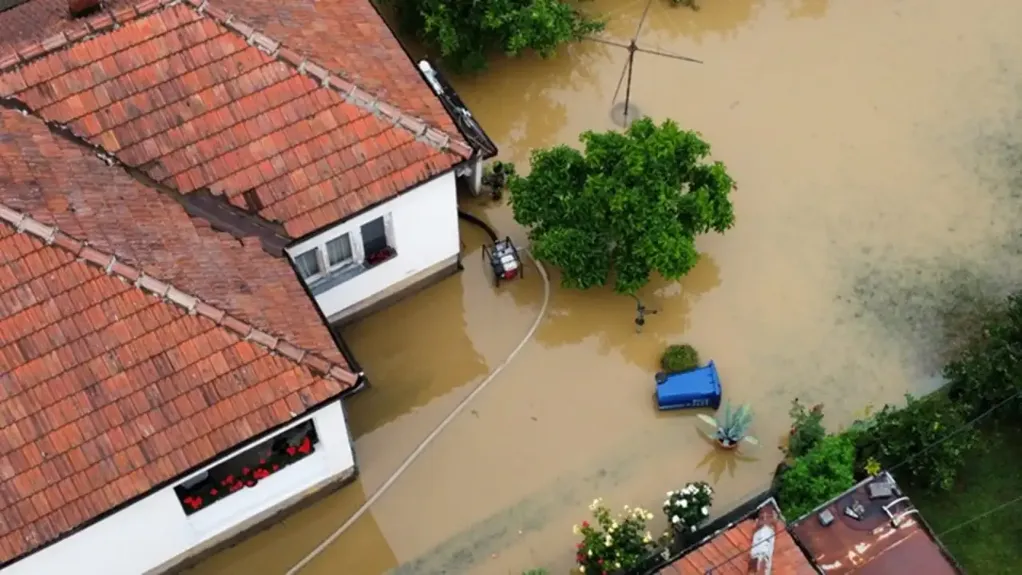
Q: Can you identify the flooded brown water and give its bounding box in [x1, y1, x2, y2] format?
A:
[187, 0, 1022, 573]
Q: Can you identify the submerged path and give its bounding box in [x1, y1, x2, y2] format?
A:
[285, 248, 551, 574]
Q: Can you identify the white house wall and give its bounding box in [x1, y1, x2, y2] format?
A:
[3, 402, 355, 575]
[286, 172, 460, 321]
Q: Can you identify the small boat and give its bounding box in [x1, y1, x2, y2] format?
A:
[655, 361, 722, 411]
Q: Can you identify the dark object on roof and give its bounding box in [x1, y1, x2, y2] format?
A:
[67, 0, 99, 18]
[0, 0, 30, 13]
[790, 472, 963, 575]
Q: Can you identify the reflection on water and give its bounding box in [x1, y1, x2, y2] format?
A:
[188, 0, 1022, 573]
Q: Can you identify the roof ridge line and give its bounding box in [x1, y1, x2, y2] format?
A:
[0, 201, 357, 387]
[0, 0, 474, 160]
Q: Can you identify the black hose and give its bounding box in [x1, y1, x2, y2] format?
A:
[457, 210, 498, 243]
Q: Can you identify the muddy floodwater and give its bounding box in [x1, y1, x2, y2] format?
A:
[187, 0, 1022, 573]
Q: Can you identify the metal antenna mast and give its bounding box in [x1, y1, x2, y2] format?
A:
[585, 0, 703, 126]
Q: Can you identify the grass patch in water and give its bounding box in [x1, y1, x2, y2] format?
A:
[909, 423, 1022, 575]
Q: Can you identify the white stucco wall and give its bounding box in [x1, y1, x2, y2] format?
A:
[286, 172, 460, 321]
[4, 402, 355, 575]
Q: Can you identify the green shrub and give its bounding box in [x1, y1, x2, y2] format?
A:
[944, 291, 1022, 420]
[522, 570, 548, 575]
[661, 344, 700, 374]
[784, 399, 826, 458]
[777, 434, 856, 520]
[856, 393, 977, 492]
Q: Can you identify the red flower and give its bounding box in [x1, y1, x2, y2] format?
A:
[286, 446, 297, 456]
[245, 480, 255, 487]
[297, 437, 312, 454]
[598, 559, 604, 565]
[253, 468, 270, 480]
[242, 467, 250, 475]
[582, 521, 589, 528]
[577, 554, 584, 562]
[209, 489, 218, 496]
[576, 543, 583, 550]
[272, 464, 279, 471]
[260, 459, 266, 464]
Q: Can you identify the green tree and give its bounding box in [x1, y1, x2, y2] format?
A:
[508, 118, 736, 294]
[392, 0, 603, 71]
[777, 433, 856, 520]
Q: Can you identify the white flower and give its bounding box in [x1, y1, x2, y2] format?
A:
[614, 562, 621, 569]
[589, 498, 601, 511]
[646, 512, 654, 520]
[702, 506, 709, 516]
[573, 524, 580, 535]
[680, 499, 688, 508]
[691, 525, 697, 532]
[643, 531, 653, 543]
[587, 550, 593, 557]
[604, 535, 613, 546]
[579, 567, 586, 573]
[671, 515, 680, 524]
[666, 490, 674, 496]
[664, 499, 670, 507]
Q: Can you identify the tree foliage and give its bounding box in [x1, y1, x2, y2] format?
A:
[392, 0, 603, 72]
[777, 434, 856, 520]
[508, 118, 736, 294]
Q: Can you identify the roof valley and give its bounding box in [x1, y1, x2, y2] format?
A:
[0, 96, 293, 255]
[0, 200, 358, 386]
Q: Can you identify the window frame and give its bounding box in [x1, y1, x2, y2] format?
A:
[173, 420, 320, 516]
[324, 232, 356, 271]
[294, 248, 325, 282]
[291, 213, 397, 286]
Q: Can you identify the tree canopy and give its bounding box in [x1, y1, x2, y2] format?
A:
[508, 118, 736, 294]
[391, 0, 603, 71]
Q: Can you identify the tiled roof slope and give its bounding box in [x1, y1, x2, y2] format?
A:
[0, 0, 472, 239]
[210, 0, 459, 134]
[0, 218, 350, 563]
[0, 108, 349, 368]
[665, 515, 815, 574]
[0, 0, 130, 52]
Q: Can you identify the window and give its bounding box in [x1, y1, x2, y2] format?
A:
[360, 217, 395, 268]
[360, 217, 388, 254]
[294, 249, 322, 280]
[174, 420, 319, 515]
[292, 214, 397, 287]
[326, 233, 353, 267]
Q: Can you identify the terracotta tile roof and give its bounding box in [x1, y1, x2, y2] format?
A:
[0, 0, 129, 52]
[0, 0, 473, 238]
[208, 0, 459, 134]
[0, 107, 360, 563]
[664, 504, 815, 574]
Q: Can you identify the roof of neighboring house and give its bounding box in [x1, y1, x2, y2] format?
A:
[0, 0, 473, 239]
[0, 108, 360, 564]
[789, 473, 962, 575]
[664, 500, 815, 575]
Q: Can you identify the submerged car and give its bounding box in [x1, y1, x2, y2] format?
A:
[655, 361, 723, 411]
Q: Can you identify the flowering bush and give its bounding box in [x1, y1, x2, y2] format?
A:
[573, 498, 657, 574]
[663, 482, 714, 534]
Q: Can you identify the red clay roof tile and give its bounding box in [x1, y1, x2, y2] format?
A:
[0, 0, 473, 238]
[0, 107, 359, 563]
[665, 504, 816, 575]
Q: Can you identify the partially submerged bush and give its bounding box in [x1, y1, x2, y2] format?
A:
[856, 394, 977, 492]
[777, 433, 856, 520]
[784, 399, 826, 459]
[944, 291, 1022, 421]
[663, 482, 714, 534]
[661, 344, 700, 374]
[574, 498, 657, 574]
